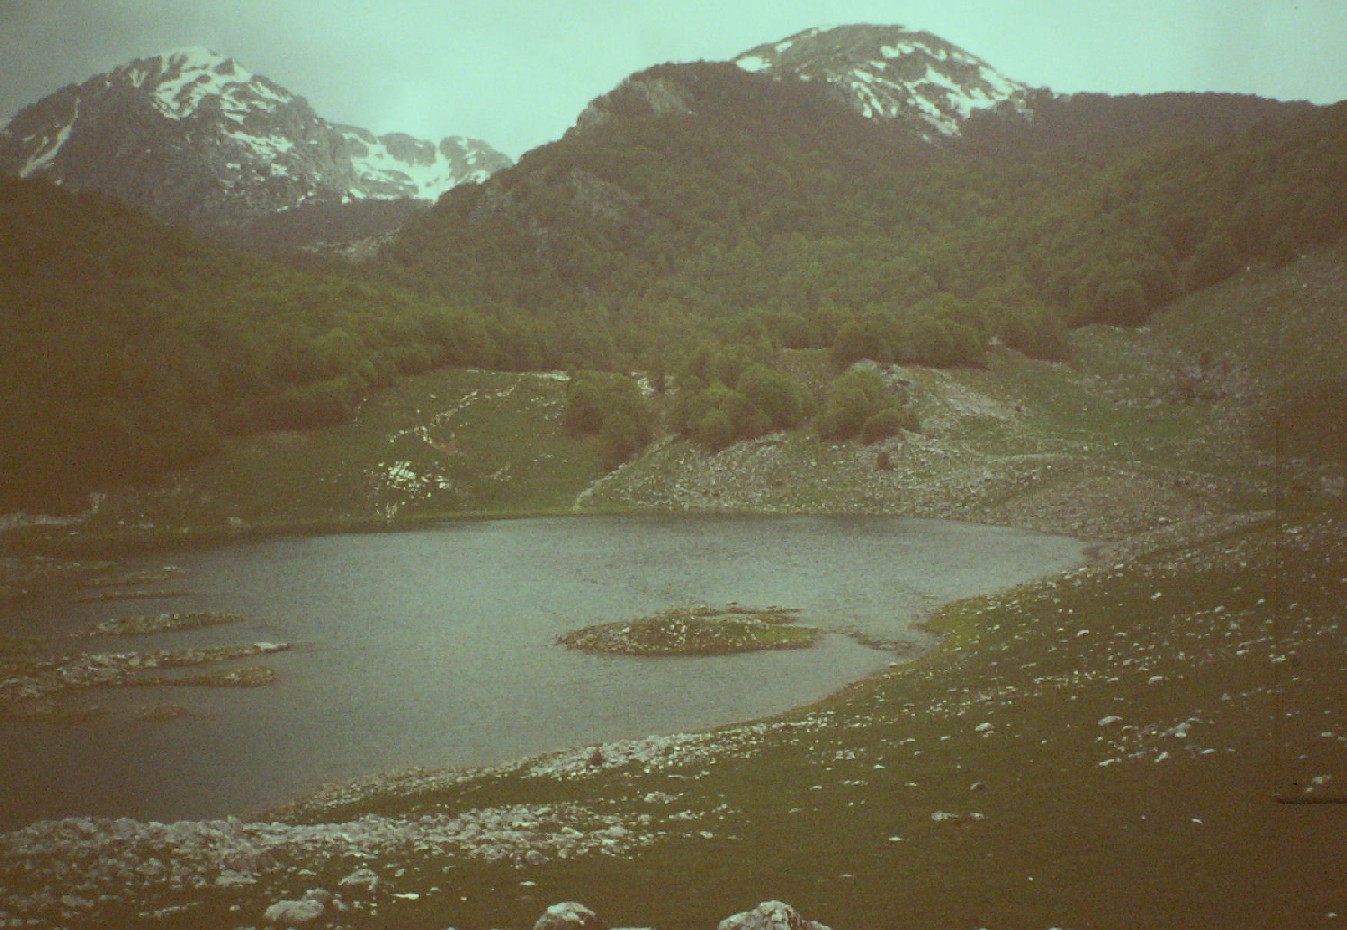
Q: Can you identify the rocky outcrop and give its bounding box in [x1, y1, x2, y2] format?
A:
[534, 901, 605, 929]
[719, 900, 835, 930]
[263, 890, 328, 925]
[523, 900, 831, 930]
[574, 73, 693, 132]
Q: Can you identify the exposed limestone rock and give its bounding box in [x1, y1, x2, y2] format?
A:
[263, 889, 327, 924]
[718, 900, 834, 930]
[534, 901, 603, 930]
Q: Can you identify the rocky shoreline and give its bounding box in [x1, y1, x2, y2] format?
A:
[0, 611, 286, 721]
[0, 711, 845, 928]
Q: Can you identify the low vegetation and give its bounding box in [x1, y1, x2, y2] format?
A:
[558, 605, 817, 656]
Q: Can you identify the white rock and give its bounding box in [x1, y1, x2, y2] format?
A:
[718, 899, 834, 930]
[338, 866, 379, 890]
[1098, 715, 1124, 726]
[263, 897, 324, 925]
[535, 901, 603, 930]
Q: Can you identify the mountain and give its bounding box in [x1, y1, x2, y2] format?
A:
[4, 25, 1343, 511]
[733, 24, 1032, 139]
[386, 46, 1331, 348]
[0, 47, 511, 230]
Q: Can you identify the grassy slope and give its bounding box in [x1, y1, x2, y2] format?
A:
[2, 247, 1345, 928]
[49, 368, 605, 544]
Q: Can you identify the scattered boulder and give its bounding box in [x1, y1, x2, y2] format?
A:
[263, 889, 328, 924]
[338, 866, 379, 892]
[535, 901, 604, 930]
[718, 900, 833, 930]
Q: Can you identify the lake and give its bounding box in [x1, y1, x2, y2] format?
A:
[0, 515, 1086, 829]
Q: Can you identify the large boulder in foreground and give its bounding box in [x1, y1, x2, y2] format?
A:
[530, 899, 830, 930]
[718, 900, 834, 930]
[534, 901, 605, 930]
[262, 889, 330, 924]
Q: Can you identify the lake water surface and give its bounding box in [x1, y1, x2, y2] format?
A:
[1, 515, 1086, 829]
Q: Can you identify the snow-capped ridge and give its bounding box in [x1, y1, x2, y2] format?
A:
[733, 23, 1033, 139]
[0, 48, 511, 228]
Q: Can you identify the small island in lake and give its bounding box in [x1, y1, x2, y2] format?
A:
[558, 604, 818, 656]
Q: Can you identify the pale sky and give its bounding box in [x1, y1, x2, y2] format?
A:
[2, 0, 1344, 159]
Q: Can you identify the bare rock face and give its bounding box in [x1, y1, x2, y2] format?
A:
[573, 72, 693, 133]
[0, 47, 511, 229]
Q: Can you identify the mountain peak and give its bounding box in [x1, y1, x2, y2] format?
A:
[0, 49, 511, 229]
[734, 23, 1031, 139]
[105, 47, 278, 122]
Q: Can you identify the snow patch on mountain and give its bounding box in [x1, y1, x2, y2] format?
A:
[733, 24, 1032, 140]
[146, 48, 269, 119]
[19, 99, 77, 178]
[339, 130, 499, 202]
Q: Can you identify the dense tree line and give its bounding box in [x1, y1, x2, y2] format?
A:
[561, 371, 656, 469]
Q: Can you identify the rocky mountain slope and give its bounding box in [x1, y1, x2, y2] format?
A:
[733, 24, 1032, 139]
[0, 47, 511, 229]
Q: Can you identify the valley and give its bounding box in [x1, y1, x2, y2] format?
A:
[1, 241, 1343, 928]
[2, 17, 1345, 930]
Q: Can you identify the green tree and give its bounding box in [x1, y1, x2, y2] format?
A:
[818, 368, 917, 442]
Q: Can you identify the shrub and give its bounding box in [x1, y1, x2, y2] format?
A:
[818, 368, 916, 442]
[562, 371, 655, 468]
[674, 361, 812, 450]
[599, 412, 642, 469]
[736, 364, 811, 431]
[692, 408, 736, 450]
[860, 407, 908, 444]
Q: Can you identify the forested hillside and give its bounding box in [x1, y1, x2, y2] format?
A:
[384, 63, 1347, 367]
[0, 179, 508, 510]
[5, 59, 1346, 514]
